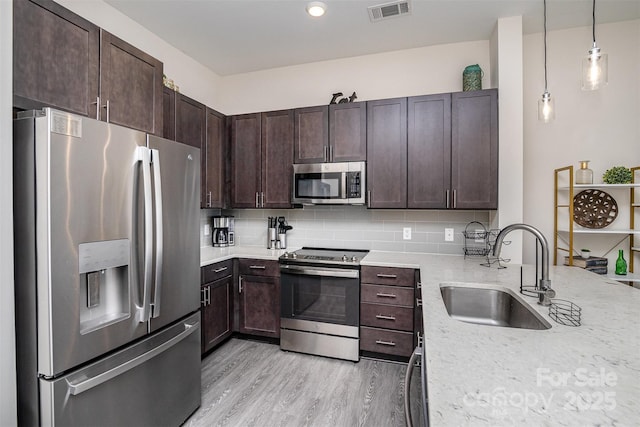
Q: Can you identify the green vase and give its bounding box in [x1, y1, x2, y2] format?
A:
[615, 250, 627, 275]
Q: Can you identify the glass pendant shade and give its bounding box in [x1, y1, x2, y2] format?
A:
[538, 91, 555, 123]
[582, 45, 608, 90]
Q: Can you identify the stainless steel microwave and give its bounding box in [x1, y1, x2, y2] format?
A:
[292, 161, 366, 205]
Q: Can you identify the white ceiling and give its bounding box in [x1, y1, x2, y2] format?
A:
[105, 0, 640, 76]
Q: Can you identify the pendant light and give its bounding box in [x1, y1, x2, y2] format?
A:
[581, 0, 608, 90]
[538, 0, 554, 122]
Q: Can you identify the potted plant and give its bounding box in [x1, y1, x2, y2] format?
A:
[580, 248, 591, 259]
[602, 166, 632, 184]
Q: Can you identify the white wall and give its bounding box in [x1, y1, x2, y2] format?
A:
[55, 0, 222, 110]
[1, 0, 17, 424]
[494, 16, 525, 264]
[523, 19, 640, 265]
[217, 40, 491, 114]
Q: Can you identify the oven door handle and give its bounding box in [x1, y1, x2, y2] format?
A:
[280, 265, 359, 279]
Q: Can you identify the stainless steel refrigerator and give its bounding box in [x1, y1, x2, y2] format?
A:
[13, 108, 201, 426]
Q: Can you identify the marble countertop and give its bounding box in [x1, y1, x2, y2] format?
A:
[203, 247, 640, 426]
[200, 245, 298, 267]
[364, 251, 640, 426]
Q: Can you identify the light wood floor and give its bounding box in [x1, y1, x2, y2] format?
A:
[184, 338, 413, 427]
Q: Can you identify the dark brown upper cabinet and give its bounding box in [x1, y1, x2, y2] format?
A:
[162, 86, 176, 140]
[205, 108, 226, 209]
[174, 94, 206, 206]
[451, 89, 498, 210]
[230, 113, 262, 208]
[13, 0, 163, 135]
[293, 106, 328, 163]
[329, 102, 367, 162]
[407, 93, 452, 209]
[13, 0, 100, 117]
[294, 103, 366, 164]
[99, 30, 163, 135]
[407, 90, 498, 210]
[367, 98, 407, 209]
[261, 110, 294, 208]
[230, 110, 293, 208]
[175, 93, 206, 150]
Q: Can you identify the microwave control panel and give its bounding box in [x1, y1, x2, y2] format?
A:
[347, 172, 362, 198]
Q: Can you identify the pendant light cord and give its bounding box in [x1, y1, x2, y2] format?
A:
[544, 0, 548, 92]
[592, 0, 596, 44]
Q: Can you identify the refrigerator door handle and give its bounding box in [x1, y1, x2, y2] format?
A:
[150, 149, 163, 319]
[66, 319, 199, 396]
[137, 147, 154, 323]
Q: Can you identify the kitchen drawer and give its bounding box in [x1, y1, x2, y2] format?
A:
[361, 266, 415, 287]
[360, 327, 413, 357]
[360, 302, 414, 332]
[238, 259, 279, 277]
[361, 284, 414, 307]
[201, 260, 233, 284]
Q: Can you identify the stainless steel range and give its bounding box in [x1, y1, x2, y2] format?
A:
[279, 247, 368, 362]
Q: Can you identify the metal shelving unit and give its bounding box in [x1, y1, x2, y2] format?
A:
[554, 165, 640, 283]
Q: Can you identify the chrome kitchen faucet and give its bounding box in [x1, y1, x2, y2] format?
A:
[493, 224, 556, 306]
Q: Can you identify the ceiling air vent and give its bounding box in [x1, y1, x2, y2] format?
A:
[368, 0, 411, 23]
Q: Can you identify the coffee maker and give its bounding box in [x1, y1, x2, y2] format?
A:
[212, 216, 234, 247]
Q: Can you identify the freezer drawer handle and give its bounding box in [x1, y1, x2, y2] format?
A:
[66, 320, 199, 396]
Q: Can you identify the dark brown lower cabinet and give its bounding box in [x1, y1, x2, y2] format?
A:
[236, 259, 280, 338]
[360, 266, 417, 359]
[201, 260, 233, 354]
[201, 276, 233, 354]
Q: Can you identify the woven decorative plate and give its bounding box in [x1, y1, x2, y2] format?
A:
[573, 189, 618, 229]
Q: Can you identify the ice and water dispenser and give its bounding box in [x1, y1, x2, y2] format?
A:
[78, 239, 131, 334]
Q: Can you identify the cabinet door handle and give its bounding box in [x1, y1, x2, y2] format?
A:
[377, 273, 397, 279]
[200, 288, 207, 306]
[416, 298, 423, 307]
[324, 146, 328, 162]
[375, 314, 396, 321]
[375, 340, 396, 347]
[261, 192, 265, 208]
[453, 189, 457, 209]
[329, 145, 333, 162]
[255, 192, 259, 208]
[213, 266, 228, 273]
[238, 276, 243, 294]
[446, 189, 450, 209]
[105, 99, 110, 123]
[367, 190, 371, 208]
[91, 97, 101, 120]
[376, 292, 397, 298]
[207, 191, 212, 207]
[249, 265, 266, 270]
[416, 282, 422, 289]
[206, 286, 211, 306]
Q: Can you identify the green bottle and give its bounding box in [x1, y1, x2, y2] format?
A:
[615, 250, 627, 275]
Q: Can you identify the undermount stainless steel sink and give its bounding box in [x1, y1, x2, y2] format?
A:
[440, 285, 552, 330]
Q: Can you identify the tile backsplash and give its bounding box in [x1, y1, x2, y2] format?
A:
[201, 206, 491, 256]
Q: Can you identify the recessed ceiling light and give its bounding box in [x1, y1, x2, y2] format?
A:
[306, 1, 326, 17]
